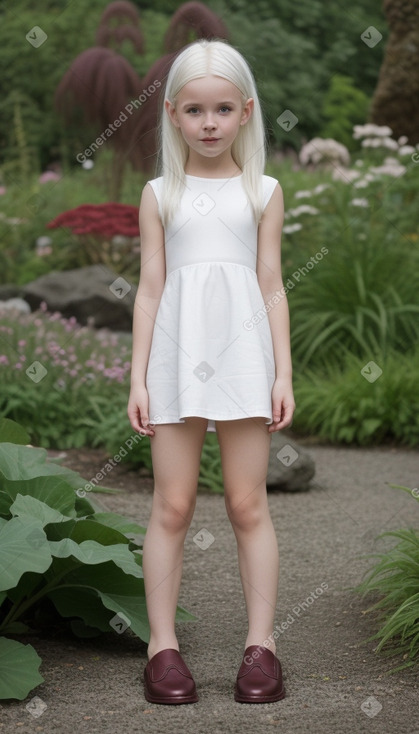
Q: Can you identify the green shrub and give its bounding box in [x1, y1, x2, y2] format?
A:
[0, 417, 195, 700]
[320, 74, 370, 150]
[353, 485, 419, 672]
[287, 179, 419, 370]
[292, 346, 419, 446]
[0, 154, 148, 286]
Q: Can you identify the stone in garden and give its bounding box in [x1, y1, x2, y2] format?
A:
[0, 297, 31, 313]
[0, 285, 24, 301]
[23, 265, 137, 330]
[267, 432, 315, 491]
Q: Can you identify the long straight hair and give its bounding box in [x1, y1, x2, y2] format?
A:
[155, 38, 267, 229]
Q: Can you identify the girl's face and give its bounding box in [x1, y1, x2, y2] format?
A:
[165, 75, 253, 167]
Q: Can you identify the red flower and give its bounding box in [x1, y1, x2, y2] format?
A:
[47, 202, 139, 238]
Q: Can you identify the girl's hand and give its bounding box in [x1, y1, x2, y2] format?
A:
[268, 377, 295, 433]
[127, 384, 156, 437]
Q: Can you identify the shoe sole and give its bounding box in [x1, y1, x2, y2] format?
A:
[234, 686, 286, 703]
[144, 684, 198, 705]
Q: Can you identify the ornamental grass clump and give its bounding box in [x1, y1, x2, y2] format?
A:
[354, 484, 419, 673]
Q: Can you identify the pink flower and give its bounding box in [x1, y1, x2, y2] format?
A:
[0, 186, 6, 195]
[39, 171, 61, 184]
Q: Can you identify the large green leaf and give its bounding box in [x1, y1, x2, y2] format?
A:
[0, 492, 12, 517]
[74, 494, 104, 517]
[4, 571, 45, 608]
[1, 475, 77, 517]
[0, 444, 112, 494]
[48, 538, 143, 578]
[0, 517, 52, 591]
[0, 419, 30, 445]
[50, 563, 196, 643]
[96, 589, 150, 640]
[46, 518, 132, 547]
[59, 564, 150, 637]
[90, 512, 147, 537]
[0, 637, 44, 700]
[47, 587, 117, 633]
[10, 494, 72, 526]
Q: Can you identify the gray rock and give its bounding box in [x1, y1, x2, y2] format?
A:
[0, 285, 24, 300]
[267, 432, 315, 491]
[23, 265, 137, 330]
[0, 297, 31, 313]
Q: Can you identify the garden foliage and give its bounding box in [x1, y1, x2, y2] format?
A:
[0, 418, 195, 700]
[354, 484, 419, 672]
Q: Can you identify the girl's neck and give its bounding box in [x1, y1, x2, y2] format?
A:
[185, 170, 242, 178]
[184, 156, 242, 180]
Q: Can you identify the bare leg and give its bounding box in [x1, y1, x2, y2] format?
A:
[143, 417, 208, 660]
[216, 417, 279, 655]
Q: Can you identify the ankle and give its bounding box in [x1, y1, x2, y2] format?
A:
[245, 637, 276, 656]
[147, 639, 179, 661]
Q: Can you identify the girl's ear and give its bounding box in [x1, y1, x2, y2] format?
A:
[165, 99, 180, 128]
[240, 98, 254, 126]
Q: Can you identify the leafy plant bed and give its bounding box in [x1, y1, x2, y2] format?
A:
[0, 419, 195, 701]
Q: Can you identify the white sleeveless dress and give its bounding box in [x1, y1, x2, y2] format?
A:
[145, 173, 278, 433]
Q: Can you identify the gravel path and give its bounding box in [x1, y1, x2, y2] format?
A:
[1, 440, 418, 733]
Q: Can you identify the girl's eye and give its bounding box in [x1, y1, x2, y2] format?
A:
[186, 106, 231, 114]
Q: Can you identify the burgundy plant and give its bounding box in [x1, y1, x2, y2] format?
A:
[55, 0, 231, 189]
[96, 0, 145, 54]
[164, 1, 229, 52]
[129, 2, 229, 173]
[47, 203, 139, 239]
[55, 46, 143, 198]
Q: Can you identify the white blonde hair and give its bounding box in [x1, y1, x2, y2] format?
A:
[155, 38, 266, 228]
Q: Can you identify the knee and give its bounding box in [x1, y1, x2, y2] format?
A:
[225, 491, 267, 533]
[153, 491, 196, 534]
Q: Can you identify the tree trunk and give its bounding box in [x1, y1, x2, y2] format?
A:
[369, 0, 419, 143]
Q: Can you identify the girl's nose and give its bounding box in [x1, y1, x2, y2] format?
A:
[203, 115, 216, 130]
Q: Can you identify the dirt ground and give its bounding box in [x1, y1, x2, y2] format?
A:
[1, 439, 418, 734]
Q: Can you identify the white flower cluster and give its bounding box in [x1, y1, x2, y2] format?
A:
[353, 124, 417, 158]
[353, 173, 376, 188]
[294, 190, 311, 199]
[353, 124, 392, 139]
[283, 223, 302, 234]
[299, 138, 350, 167]
[362, 137, 399, 151]
[294, 184, 330, 199]
[350, 198, 369, 207]
[370, 156, 406, 177]
[285, 205, 320, 218]
[332, 168, 361, 183]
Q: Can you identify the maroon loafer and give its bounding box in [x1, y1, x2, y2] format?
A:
[143, 648, 198, 704]
[234, 645, 285, 703]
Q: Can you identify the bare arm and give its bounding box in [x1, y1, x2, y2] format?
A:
[256, 183, 295, 431]
[127, 183, 166, 435]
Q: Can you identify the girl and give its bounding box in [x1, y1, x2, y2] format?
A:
[127, 38, 295, 705]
